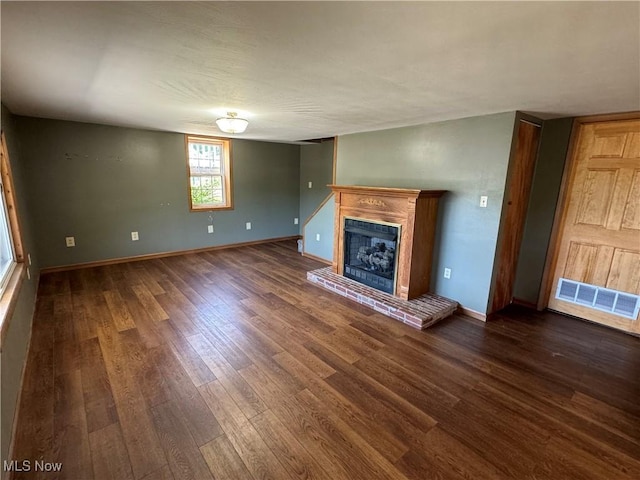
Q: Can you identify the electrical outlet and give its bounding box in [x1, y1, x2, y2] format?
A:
[131, 231, 139, 241]
[316, 233, 320, 241]
[294, 217, 299, 225]
[246, 222, 252, 230]
[308, 181, 313, 189]
[208, 225, 214, 233]
[480, 195, 488, 208]
[65, 236, 75, 247]
[444, 268, 452, 279]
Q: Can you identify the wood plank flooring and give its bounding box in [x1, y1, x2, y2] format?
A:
[9, 240, 640, 479]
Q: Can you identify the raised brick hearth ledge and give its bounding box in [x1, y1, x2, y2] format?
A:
[307, 267, 458, 329]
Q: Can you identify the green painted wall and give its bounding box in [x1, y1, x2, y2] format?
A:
[299, 140, 334, 235]
[335, 112, 517, 314]
[0, 105, 40, 469]
[513, 118, 573, 304]
[15, 117, 301, 269]
[303, 195, 335, 261]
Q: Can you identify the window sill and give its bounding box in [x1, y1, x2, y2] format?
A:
[0, 263, 26, 350]
[189, 205, 234, 212]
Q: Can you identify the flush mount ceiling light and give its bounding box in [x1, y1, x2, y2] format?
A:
[215, 112, 249, 134]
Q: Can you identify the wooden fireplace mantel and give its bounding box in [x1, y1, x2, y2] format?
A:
[330, 185, 446, 300]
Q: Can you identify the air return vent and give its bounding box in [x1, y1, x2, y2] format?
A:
[556, 278, 640, 320]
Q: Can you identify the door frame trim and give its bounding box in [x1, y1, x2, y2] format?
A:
[487, 117, 541, 314]
[537, 111, 640, 310]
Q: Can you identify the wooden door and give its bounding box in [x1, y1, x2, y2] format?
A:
[489, 120, 541, 313]
[548, 119, 640, 334]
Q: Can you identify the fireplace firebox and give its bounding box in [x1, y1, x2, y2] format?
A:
[343, 218, 400, 294]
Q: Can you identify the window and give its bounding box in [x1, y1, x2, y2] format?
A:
[186, 135, 233, 211]
[0, 133, 22, 294]
[0, 132, 26, 344]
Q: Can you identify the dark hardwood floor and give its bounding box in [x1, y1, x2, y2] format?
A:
[9, 240, 640, 479]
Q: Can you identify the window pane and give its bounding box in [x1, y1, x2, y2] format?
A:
[201, 176, 213, 188]
[212, 189, 223, 203]
[190, 175, 224, 206]
[0, 194, 13, 263]
[0, 189, 15, 291]
[189, 142, 222, 175]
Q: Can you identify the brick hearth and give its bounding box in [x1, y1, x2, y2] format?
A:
[307, 267, 458, 329]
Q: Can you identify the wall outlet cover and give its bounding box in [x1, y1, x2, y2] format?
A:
[316, 233, 320, 241]
[480, 195, 488, 208]
[444, 267, 452, 279]
[246, 222, 252, 230]
[308, 181, 313, 189]
[208, 225, 214, 233]
[294, 217, 299, 225]
[131, 231, 139, 241]
[65, 236, 75, 247]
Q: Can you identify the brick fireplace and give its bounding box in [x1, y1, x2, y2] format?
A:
[330, 185, 446, 300]
[306, 185, 457, 329]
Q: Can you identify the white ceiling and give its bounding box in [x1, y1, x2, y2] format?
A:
[1, 1, 639, 143]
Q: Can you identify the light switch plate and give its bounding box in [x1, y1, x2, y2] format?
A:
[480, 196, 488, 208]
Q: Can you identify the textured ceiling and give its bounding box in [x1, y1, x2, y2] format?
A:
[1, 2, 639, 142]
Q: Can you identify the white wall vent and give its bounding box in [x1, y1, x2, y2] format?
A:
[556, 278, 640, 320]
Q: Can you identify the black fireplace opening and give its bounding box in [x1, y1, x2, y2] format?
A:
[343, 218, 399, 294]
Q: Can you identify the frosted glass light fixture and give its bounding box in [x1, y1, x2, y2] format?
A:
[215, 112, 248, 134]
